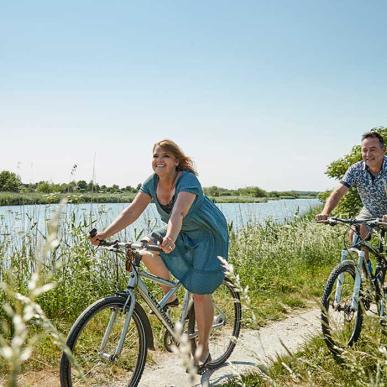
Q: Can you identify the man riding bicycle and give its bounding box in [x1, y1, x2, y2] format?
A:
[316, 131, 387, 240]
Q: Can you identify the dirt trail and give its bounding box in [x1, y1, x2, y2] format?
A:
[8, 307, 321, 387]
[136, 307, 320, 387]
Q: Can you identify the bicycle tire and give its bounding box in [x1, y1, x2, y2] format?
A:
[188, 278, 242, 368]
[60, 296, 148, 387]
[321, 261, 363, 356]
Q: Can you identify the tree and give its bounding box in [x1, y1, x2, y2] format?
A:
[0, 170, 22, 192]
[205, 186, 220, 197]
[36, 181, 53, 193]
[324, 127, 387, 217]
[77, 180, 88, 191]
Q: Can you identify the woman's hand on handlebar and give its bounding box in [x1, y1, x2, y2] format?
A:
[89, 229, 108, 246]
[161, 236, 175, 254]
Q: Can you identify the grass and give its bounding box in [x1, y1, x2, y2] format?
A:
[223, 222, 387, 386]
[225, 316, 387, 386]
[0, 191, 317, 206]
[0, 192, 137, 206]
[228, 212, 342, 327]
[0, 204, 346, 383]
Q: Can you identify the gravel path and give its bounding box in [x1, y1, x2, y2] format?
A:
[12, 307, 321, 387]
[137, 307, 320, 386]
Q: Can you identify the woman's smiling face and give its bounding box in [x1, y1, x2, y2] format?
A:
[152, 145, 179, 176]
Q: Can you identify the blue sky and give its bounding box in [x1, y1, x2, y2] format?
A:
[1, 1, 386, 190]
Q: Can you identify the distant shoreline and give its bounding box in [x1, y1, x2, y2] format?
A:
[0, 192, 319, 207]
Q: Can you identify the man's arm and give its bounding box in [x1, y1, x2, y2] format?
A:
[315, 184, 349, 221]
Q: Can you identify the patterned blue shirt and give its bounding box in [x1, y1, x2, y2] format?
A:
[341, 156, 387, 217]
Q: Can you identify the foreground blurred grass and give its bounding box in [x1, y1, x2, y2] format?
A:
[0, 205, 345, 379]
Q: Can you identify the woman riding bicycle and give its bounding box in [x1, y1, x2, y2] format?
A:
[90, 139, 229, 371]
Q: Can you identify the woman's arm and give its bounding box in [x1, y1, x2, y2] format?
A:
[161, 192, 196, 253]
[90, 192, 152, 244]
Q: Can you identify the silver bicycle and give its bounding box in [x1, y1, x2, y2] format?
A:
[320, 217, 387, 356]
[60, 231, 241, 386]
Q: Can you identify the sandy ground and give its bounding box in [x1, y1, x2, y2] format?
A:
[136, 308, 320, 387]
[4, 307, 320, 387]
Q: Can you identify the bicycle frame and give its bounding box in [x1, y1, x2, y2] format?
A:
[99, 262, 195, 360]
[334, 228, 386, 314]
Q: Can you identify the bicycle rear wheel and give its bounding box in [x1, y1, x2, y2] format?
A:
[188, 278, 242, 368]
[60, 296, 148, 387]
[321, 261, 363, 356]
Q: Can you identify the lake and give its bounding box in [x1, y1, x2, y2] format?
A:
[0, 199, 321, 247]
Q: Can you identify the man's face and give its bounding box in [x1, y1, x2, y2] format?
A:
[361, 137, 385, 169]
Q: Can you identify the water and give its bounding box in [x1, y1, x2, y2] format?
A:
[0, 199, 320, 248]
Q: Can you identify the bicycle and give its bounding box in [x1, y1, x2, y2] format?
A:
[320, 217, 387, 356]
[60, 230, 242, 386]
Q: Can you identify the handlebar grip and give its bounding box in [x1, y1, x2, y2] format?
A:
[89, 228, 98, 238]
[150, 232, 163, 244]
[147, 244, 163, 252]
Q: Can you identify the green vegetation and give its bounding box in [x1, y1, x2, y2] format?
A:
[0, 179, 319, 206]
[0, 167, 319, 206]
[225, 318, 387, 386]
[0, 191, 319, 206]
[204, 186, 318, 200]
[318, 126, 387, 217]
[0, 205, 344, 379]
[228, 210, 340, 326]
[0, 191, 137, 206]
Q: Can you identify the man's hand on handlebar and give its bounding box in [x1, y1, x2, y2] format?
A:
[315, 214, 329, 223]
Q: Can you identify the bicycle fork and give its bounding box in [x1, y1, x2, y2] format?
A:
[334, 249, 348, 305]
[350, 249, 365, 312]
[99, 290, 137, 362]
[334, 249, 365, 312]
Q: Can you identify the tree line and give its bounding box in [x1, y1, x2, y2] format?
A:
[0, 173, 140, 194]
[0, 171, 318, 199]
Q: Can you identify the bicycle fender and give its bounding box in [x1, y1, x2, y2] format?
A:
[134, 302, 155, 351]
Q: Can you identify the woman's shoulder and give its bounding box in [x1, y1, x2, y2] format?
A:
[177, 171, 202, 194]
[140, 174, 157, 195]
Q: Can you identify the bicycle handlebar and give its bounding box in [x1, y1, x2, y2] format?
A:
[89, 228, 163, 252]
[320, 217, 387, 229]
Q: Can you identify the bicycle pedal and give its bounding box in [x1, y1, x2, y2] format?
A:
[164, 298, 179, 310]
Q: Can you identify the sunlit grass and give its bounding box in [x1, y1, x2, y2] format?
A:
[0, 204, 346, 382]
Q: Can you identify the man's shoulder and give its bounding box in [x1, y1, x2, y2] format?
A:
[351, 159, 364, 168]
[346, 160, 364, 174]
[383, 156, 387, 171]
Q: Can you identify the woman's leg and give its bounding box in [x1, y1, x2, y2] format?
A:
[193, 294, 213, 361]
[141, 252, 176, 301]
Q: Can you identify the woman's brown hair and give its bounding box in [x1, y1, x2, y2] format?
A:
[153, 139, 197, 175]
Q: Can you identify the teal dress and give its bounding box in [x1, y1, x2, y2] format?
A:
[140, 171, 229, 294]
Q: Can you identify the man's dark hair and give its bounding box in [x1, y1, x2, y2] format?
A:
[361, 131, 385, 148]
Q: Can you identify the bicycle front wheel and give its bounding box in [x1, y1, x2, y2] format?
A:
[60, 296, 148, 387]
[321, 261, 363, 355]
[188, 278, 242, 368]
